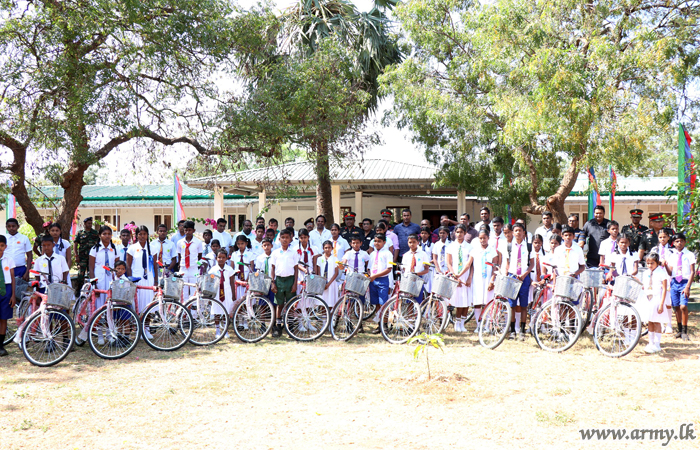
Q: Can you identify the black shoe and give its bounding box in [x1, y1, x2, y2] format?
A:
[371, 327, 382, 335]
[357, 325, 365, 334]
[272, 325, 281, 338]
[508, 332, 516, 340]
[0, 347, 8, 357]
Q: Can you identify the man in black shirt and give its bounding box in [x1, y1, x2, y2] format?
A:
[579, 205, 610, 267]
[359, 218, 375, 251]
[340, 212, 362, 241]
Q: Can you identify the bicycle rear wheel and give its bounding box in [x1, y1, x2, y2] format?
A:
[478, 298, 512, 349]
[420, 295, 448, 335]
[21, 309, 75, 367]
[593, 301, 642, 358]
[284, 295, 330, 341]
[330, 294, 363, 341]
[533, 299, 582, 353]
[578, 289, 594, 331]
[4, 298, 31, 346]
[527, 287, 547, 334]
[88, 305, 141, 359]
[379, 295, 421, 344]
[141, 300, 193, 351]
[233, 295, 274, 343]
[183, 297, 228, 346]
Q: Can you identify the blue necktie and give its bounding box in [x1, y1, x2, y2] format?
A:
[324, 259, 329, 277]
[482, 251, 488, 279]
[622, 258, 627, 275]
[104, 246, 110, 268]
[142, 246, 148, 280]
[354, 252, 359, 271]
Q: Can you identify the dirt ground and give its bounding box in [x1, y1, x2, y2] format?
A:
[1, 301, 699, 449]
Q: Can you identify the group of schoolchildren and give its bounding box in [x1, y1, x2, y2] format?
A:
[0, 204, 695, 354]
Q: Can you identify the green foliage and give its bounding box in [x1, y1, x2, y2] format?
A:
[668, 166, 700, 257]
[408, 332, 445, 380]
[18, 223, 36, 241]
[381, 0, 700, 216]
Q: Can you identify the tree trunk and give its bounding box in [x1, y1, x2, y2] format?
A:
[9, 143, 45, 235]
[315, 140, 334, 224]
[56, 161, 89, 239]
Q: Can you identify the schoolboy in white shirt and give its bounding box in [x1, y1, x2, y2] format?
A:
[177, 221, 203, 299]
[212, 218, 233, 253]
[152, 224, 177, 276]
[400, 234, 430, 303]
[0, 235, 17, 356]
[666, 233, 696, 341]
[34, 236, 70, 289]
[270, 229, 300, 337]
[4, 218, 32, 281]
[368, 234, 393, 333]
[504, 223, 535, 340]
[598, 220, 621, 266]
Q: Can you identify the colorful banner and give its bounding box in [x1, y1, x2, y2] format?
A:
[587, 167, 602, 219]
[70, 209, 78, 240]
[6, 180, 16, 219]
[609, 165, 617, 220]
[678, 124, 696, 221]
[174, 173, 186, 223]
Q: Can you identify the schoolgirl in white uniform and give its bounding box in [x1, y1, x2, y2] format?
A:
[209, 250, 235, 338]
[126, 226, 156, 318]
[639, 252, 670, 353]
[88, 225, 118, 310]
[467, 228, 498, 330]
[419, 226, 434, 294]
[49, 222, 72, 267]
[231, 235, 254, 301]
[315, 241, 340, 308]
[446, 224, 473, 332]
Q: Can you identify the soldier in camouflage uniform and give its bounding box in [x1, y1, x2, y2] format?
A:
[73, 217, 100, 294]
[638, 213, 667, 265]
[620, 209, 648, 253]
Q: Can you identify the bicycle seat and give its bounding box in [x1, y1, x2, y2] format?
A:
[128, 276, 141, 283]
[90, 277, 99, 284]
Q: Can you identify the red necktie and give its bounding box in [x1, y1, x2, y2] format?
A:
[158, 241, 164, 263]
[220, 269, 225, 299]
[536, 253, 541, 281]
[410, 252, 416, 272]
[239, 254, 245, 280]
[185, 242, 192, 269]
[516, 245, 522, 275]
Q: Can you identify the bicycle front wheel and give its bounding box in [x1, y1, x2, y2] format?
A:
[183, 297, 228, 346]
[478, 298, 512, 349]
[330, 294, 363, 341]
[21, 309, 75, 367]
[420, 295, 448, 335]
[141, 300, 193, 351]
[87, 305, 141, 359]
[5, 298, 31, 346]
[533, 299, 582, 353]
[233, 295, 274, 343]
[284, 295, 330, 341]
[578, 289, 594, 331]
[379, 295, 421, 344]
[593, 301, 642, 358]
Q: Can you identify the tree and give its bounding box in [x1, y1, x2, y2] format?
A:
[219, 0, 401, 223]
[381, 0, 700, 223]
[0, 0, 237, 236]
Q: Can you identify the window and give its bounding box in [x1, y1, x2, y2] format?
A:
[94, 215, 101, 223]
[238, 215, 246, 232]
[227, 214, 236, 231]
[163, 214, 172, 231]
[154, 215, 161, 231]
[155, 214, 172, 231]
[386, 206, 410, 223]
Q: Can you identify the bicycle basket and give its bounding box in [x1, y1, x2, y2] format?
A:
[613, 275, 643, 303]
[399, 272, 424, 298]
[46, 283, 73, 309]
[431, 274, 457, 299]
[163, 277, 184, 300]
[110, 279, 137, 306]
[345, 272, 370, 295]
[580, 268, 605, 288]
[249, 271, 272, 294]
[493, 274, 523, 300]
[553, 275, 583, 301]
[305, 274, 327, 296]
[199, 273, 220, 299]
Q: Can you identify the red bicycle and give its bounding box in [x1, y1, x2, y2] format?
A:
[137, 272, 193, 351]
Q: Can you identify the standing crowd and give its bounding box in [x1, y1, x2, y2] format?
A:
[0, 204, 694, 354]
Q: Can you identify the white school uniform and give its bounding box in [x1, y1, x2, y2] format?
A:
[4, 232, 32, 267]
[419, 240, 434, 293]
[330, 237, 350, 260]
[250, 238, 265, 259]
[270, 247, 300, 278]
[115, 242, 130, 264]
[342, 249, 370, 274]
[89, 242, 118, 308]
[638, 266, 671, 324]
[651, 244, 673, 264]
[212, 230, 233, 251]
[52, 238, 71, 261]
[127, 242, 156, 312]
[34, 253, 69, 288]
[1, 255, 16, 285]
[151, 238, 177, 271]
[433, 239, 452, 274]
[504, 241, 535, 277]
[552, 244, 585, 276]
[470, 245, 498, 306]
[295, 242, 321, 295]
[255, 252, 273, 277]
[598, 237, 620, 263]
[209, 264, 235, 316]
[667, 248, 696, 281]
[400, 249, 430, 278]
[231, 249, 255, 300]
[177, 237, 204, 299]
[447, 240, 473, 307]
[534, 226, 554, 253]
[609, 250, 638, 276]
[316, 254, 340, 307]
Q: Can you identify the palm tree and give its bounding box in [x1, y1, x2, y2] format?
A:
[280, 0, 402, 223]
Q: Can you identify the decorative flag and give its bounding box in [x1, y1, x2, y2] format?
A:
[678, 124, 696, 221]
[587, 167, 602, 219]
[70, 209, 78, 241]
[6, 181, 16, 219]
[609, 165, 617, 220]
[174, 173, 186, 223]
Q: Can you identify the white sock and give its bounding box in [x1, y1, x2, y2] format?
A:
[655, 332, 662, 346]
[474, 308, 481, 321]
[515, 315, 521, 331]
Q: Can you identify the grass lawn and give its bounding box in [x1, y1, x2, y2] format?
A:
[1, 288, 699, 449]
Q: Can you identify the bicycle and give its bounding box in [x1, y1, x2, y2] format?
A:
[577, 266, 609, 330]
[590, 274, 643, 357]
[137, 272, 194, 351]
[532, 263, 584, 353]
[376, 262, 423, 345]
[329, 262, 367, 341]
[477, 263, 515, 350]
[179, 266, 230, 346]
[419, 270, 457, 335]
[15, 270, 75, 366]
[527, 272, 553, 335]
[4, 280, 39, 346]
[281, 261, 330, 341]
[73, 266, 141, 359]
[231, 262, 275, 343]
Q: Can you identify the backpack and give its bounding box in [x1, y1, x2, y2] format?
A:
[507, 241, 532, 267]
